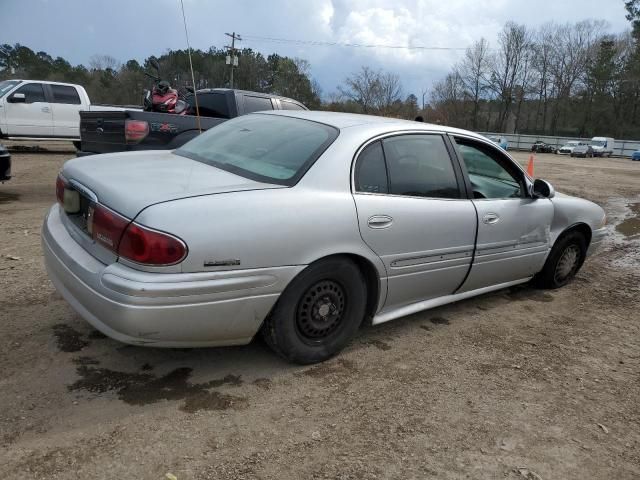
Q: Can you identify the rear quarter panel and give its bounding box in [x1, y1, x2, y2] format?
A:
[134, 187, 384, 276]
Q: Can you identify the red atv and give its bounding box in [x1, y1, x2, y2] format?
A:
[142, 59, 191, 115]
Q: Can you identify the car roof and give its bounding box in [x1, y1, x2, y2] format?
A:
[256, 110, 487, 139]
[10, 79, 80, 87]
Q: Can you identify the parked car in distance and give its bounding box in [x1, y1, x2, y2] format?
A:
[78, 89, 307, 156]
[0, 144, 10, 181]
[43, 111, 607, 364]
[487, 135, 508, 150]
[632, 150, 640, 161]
[0, 80, 136, 149]
[557, 140, 586, 155]
[531, 141, 557, 154]
[571, 144, 595, 158]
[589, 137, 615, 157]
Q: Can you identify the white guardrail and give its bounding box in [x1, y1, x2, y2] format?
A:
[479, 132, 639, 158]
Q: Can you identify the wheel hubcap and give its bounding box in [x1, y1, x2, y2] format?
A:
[555, 244, 580, 282]
[296, 280, 346, 340]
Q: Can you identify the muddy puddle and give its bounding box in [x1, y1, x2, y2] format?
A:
[616, 203, 640, 238]
[69, 365, 247, 413]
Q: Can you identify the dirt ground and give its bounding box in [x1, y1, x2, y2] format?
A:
[0, 144, 639, 480]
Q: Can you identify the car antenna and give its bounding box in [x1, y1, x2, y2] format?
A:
[179, 0, 202, 134]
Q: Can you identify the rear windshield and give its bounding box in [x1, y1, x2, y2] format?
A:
[175, 114, 338, 186]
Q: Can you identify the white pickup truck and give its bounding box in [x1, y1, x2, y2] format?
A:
[0, 79, 134, 148]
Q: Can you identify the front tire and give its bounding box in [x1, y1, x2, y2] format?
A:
[534, 231, 587, 289]
[261, 257, 367, 364]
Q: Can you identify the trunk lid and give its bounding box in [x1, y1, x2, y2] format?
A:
[62, 150, 284, 219]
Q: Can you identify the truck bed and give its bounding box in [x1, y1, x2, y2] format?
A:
[79, 110, 223, 155]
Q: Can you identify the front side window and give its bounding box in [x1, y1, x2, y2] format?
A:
[355, 141, 388, 194]
[243, 96, 274, 113]
[455, 139, 523, 199]
[14, 83, 46, 103]
[382, 134, 460, 199]
[50, 85, 81, 104]
[175, 114, 338, 186]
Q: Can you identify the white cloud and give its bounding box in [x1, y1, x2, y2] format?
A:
[1, 0, 631, 98]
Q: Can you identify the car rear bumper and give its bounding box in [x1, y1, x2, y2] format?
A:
[42, 205, 304, 347]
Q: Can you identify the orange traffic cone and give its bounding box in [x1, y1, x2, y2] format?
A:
[526, 154, 535, 177]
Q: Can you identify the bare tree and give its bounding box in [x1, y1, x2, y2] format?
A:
[375, 71, 402, 114]
[338, 66, 381, 113]
[339, 67, 402, 115]
[458, 38, 490, 129]
[530, 23, 557, 133]
[89, 54, 119, 71]
[488, 22, 531, 132]
[430, 71, 465, 125]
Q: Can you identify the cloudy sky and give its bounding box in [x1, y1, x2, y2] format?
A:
[1, 0, 631, 99]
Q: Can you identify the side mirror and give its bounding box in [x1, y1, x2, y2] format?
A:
[533, 179, 555, 199]
[8, 93, 26, 103]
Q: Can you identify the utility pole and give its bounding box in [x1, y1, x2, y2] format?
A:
[225, 32, 242, 89]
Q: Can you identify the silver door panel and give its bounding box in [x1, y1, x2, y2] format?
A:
[353, 194, 476, 309]
[458, 198, 553, 292]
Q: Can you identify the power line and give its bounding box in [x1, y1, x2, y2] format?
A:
[242, 34, 469, 51]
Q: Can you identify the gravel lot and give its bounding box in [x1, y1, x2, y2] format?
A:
[1, 144, 639, 479]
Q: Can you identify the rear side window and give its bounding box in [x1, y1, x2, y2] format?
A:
[243, 95, 274, 113]
[50, 85, 81, 104]
[280, 100, 306, 111]
[193, 93, 229, 118]
[382, 135, 460, 199]
[14, 83, 46, 103]
[355, 141, 388, 194]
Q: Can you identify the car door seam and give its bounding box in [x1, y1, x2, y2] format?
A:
[452, 198, 479, 295]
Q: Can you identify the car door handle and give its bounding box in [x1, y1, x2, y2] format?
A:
[482, 213, 500, 225]
[367, 215, 393, 229]
[41, 106, 50, 113]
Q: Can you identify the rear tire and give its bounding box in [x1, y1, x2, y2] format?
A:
[534, 231, 587, 289]
[261, 257, 367, 364]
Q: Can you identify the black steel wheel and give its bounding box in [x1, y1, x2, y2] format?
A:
[295, 280, 346, 343]
[261, 257, 367, 364]
[533, 231, 587, 289]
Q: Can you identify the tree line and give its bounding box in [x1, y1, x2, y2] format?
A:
[0, 42, 420, 119]
[0, 44, 323, 108]
[429, 2, 640, 139]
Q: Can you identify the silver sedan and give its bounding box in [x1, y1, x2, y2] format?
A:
[43, 111, 607, 364]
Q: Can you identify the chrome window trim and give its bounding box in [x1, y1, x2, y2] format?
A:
[449, 132, 535, 199]
[350, 129, 468, 201]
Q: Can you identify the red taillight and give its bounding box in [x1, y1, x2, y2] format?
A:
[56, 174, 67, 204]
[91, 204, 130, 252]
[118, 223, 187, 266]
[125, 120, 149, 144]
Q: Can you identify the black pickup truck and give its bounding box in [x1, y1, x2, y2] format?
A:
[78, 88, 307, 156]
